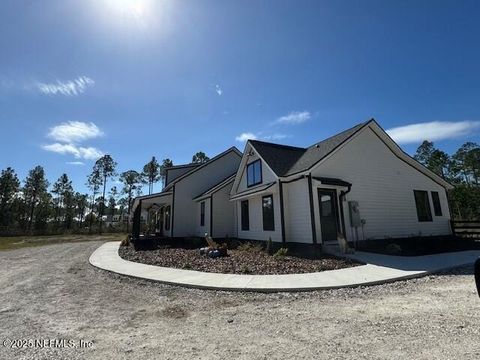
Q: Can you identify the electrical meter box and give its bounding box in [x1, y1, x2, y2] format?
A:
[348, 201, 361, 227]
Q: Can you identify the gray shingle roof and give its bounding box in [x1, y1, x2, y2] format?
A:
[249, 120, 370, 177]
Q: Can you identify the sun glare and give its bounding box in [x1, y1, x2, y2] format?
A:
[103, 0, 153, 23]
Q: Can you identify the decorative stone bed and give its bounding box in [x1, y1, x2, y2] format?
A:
[118, 242, 361, 275]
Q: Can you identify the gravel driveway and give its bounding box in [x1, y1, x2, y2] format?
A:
[1, 241, 479, 360]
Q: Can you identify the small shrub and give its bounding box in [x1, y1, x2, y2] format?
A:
[273, 247, 288, 258]
[385, 243, 402, 255]
[182, 262, 192, 270]
[237, 242, 263, 253]
[240, 265, 252, 274]
[120, 235, 130, 247]
[265, 237, 273, 255]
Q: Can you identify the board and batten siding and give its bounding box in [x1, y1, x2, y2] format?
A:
[235, 150, 277, 193]
[173, 151, 241, 237]
[235, 186, 283, 242]
[194, 198, 211, 237]
[212, 182, 236, 238]
[283, 178, 313, 243]
[311, 127, 451, 240]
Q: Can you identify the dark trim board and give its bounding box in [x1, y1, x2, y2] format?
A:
[171, 185, 176, 237]
[368, 124, 450, 189]
[278, 180, 286, 244]
[307, 174, 317, 244]
[210, 195, 213, 238]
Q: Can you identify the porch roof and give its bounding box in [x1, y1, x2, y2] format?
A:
[312, 176, 351, 187]
[131, 191, 173, 214]
[229, 181, 276, 201]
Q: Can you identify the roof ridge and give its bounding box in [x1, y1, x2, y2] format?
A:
[249, 139, 306, 151]
[307, 119, 371, 149]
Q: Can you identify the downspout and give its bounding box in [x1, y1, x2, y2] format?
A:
[171, 185, 175, 238]
[278, 180, 286, 244]
[339, 184, 352, 238]
[210, 195, 214, 238]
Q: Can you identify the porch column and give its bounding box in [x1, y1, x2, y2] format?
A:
[131, 200, 142, 239]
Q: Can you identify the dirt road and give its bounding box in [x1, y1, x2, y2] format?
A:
[1, 241, 479, 359]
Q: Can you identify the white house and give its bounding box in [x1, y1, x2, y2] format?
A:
[229, 119, 453, 246]
[131, 119, 453, 247]
[131, 147, 242, 238]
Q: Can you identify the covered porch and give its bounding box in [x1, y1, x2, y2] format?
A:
[131, 191, 173, 240]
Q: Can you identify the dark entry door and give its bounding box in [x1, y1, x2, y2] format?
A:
[317, 189, 340, 242]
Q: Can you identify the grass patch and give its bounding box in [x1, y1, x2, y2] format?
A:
[0, 233, 126, 252]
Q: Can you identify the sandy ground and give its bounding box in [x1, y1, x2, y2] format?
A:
[1, 241, 479, 360]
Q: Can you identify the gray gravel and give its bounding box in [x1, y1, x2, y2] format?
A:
[1, 241, 479, 360]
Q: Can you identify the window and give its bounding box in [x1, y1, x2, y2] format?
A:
[413, 190, 432, 222]
[247, 160, 262, 187]
[200, 201, 205, 226]
[241, 200, 249, 231]
[262, 195, 275, 231]
[431, 191, 442, 216]
[165, 205, 171, 230]
[320, 195, 332, 217]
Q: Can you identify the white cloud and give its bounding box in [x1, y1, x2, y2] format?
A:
[235, 132, 257, 142]
[235, 132, 289, 142]
[386, 121, 480, 144]
[48, 121, 103, 143]
[42, 143, 103, 160]
[36, 76, 95, 96]
[66, 161, 85, 166]
[276, 111, 310, 125]
[215, 84, 223, 96]
[262, 133, 288, 141]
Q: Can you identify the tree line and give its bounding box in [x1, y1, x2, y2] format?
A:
[0, 151, 210, 235]
[413, 140, 480, 220]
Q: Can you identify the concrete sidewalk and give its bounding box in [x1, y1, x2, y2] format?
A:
[89, 241, 480, 292]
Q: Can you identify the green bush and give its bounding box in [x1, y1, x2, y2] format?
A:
[240, 265, 252, 274]
[273, 247, 288, 258]
[182, 263, 192, 270]
[237, 242, 263, 253]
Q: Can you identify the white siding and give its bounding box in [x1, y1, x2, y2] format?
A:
[283, 178, 313, 243]
[173, 151, 241, 237]
[236, 185, 283, 242]
[236, 149, 277, 193]
[212, 182, 236, 238]
[311, 127, 451, 240]
[194, 199, 211, 237]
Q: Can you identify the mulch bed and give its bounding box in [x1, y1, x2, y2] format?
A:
[119, 243, 361, 275]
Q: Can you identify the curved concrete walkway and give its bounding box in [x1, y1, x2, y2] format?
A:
[89, 241, 480, 292]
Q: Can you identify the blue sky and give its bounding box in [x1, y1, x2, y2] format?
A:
[1, 0, 479, 194]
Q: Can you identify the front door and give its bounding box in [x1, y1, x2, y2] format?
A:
[317, 189, 340, 243]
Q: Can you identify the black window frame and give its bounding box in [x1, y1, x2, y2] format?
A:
[200, 201, 205, 226]
[246, 159, 262, 187]
[241, 200, 249, 231]
[165, 205, 171, 231]
[431, 191, 442, 216]
[262, 195, 275, 231]
[413, 190, 432, 222]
